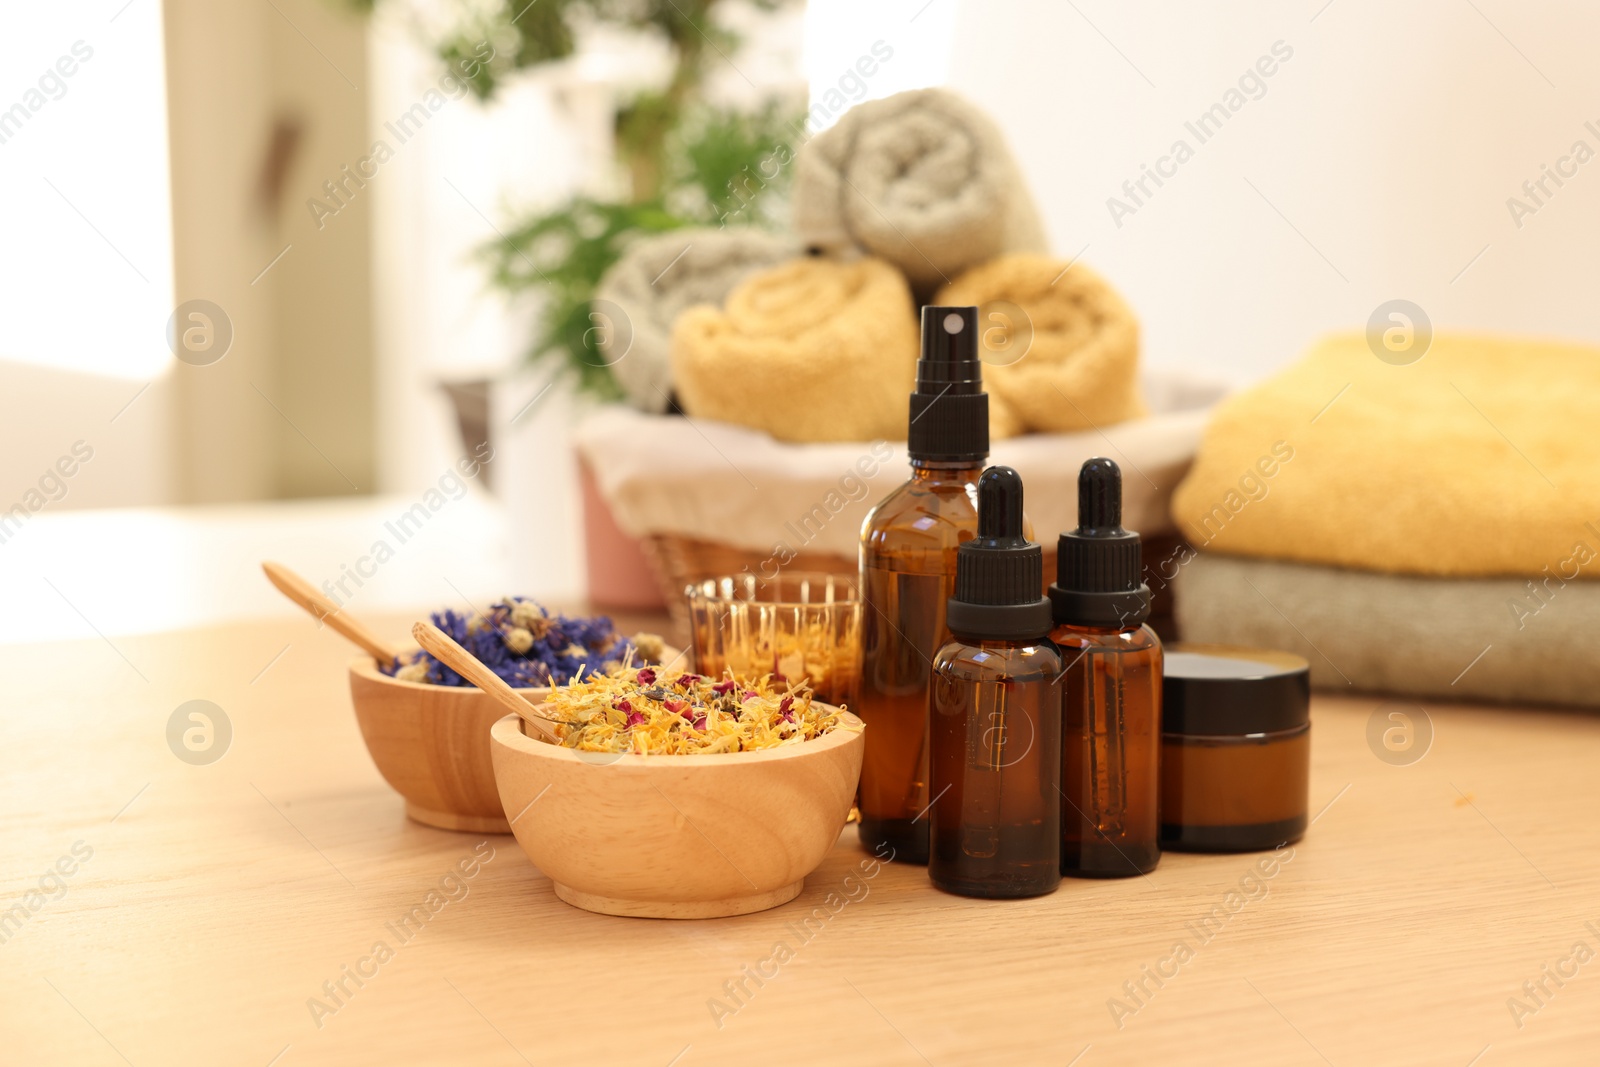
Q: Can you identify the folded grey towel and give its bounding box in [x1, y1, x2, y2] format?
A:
[594, 228, 797, 413]
[792, 88, 1046, 296]
[1174, 553, 1600, 708]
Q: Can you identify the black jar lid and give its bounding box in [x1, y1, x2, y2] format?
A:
[1162, 643, 1310, 736]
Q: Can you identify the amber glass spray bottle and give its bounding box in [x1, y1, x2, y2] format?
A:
[1051, 457, 1161, 877]
[929, 466, 1061, 899]
[858, 305, 994, 864]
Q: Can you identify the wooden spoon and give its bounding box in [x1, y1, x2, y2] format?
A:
[412, 621, 562, 745]
[262, 561, 398, 664]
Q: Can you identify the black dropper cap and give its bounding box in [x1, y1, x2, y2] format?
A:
[1050, 457, 1152, 629]
[908, 306, 989, 463]
[946, 466, 1052, 640]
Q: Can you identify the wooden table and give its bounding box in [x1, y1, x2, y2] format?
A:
[3, 612, 1598, 1066]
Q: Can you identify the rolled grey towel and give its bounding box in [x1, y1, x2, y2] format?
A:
[792, 88, 1047, 295]
[1174, 552, 1600, 709]
[594, 228, 797, 413]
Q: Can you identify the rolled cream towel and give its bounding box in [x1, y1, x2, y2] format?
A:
[936, 254, 1145, 434]
[793, 88, 1046, 296]
[594, 227, 797, 413]
[671, 257, 917, 443]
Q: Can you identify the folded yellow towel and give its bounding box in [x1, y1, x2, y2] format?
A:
[1170, 333, 1600, 578]
[671, 257, 917, 443]
[935, 254, 1145, 435]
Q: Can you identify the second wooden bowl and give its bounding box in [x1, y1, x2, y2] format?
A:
[348, 657, 545, 833]
[349, 645, 686, 833]
[489, 707, 865, 918]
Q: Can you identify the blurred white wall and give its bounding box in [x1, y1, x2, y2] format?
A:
[809, 0, 1600, 383]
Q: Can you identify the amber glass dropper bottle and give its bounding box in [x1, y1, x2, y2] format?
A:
[1051, 457, 1162, 877]
[857, 305, 993, 865]
[929, 466, 1062, 898]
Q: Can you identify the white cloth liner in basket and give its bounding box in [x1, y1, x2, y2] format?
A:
[574, 372, 1229, 560]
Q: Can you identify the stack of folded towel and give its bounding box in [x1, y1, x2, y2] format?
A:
[592, 87, 1147, 445]
[1169, 333, 1600, 707]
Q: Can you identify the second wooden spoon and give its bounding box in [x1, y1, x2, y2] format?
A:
[412, 621, 563, 745]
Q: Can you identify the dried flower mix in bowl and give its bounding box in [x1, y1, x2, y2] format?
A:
[384, 598, 664, 688]
[542, 664, 845, 755]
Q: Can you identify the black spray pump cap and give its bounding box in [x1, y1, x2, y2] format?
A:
[946, 466, 1052, 640]
[908, 306, 989, 463]
[1050, 457, 1152, 629]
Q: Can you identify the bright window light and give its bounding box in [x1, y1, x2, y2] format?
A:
[0, 3, 174, 379]
[802, 0, 957, 132]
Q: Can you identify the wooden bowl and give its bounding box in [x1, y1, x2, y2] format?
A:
[348, 645, 686, 833]
[488, 708, 865, 918]
[348, 657, 545, 833]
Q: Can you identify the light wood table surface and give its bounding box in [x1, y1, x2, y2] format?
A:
[3, 611, 1598, 1066]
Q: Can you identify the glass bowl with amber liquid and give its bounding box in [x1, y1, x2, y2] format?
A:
[685, 573, 861, 709]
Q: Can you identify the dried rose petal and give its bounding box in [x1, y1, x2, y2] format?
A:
[712, 679, 738, 695]
[636, 668, 656, 685]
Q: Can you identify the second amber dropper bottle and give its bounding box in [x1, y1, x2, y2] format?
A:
[857, 306, 997, 865]
[1051, 457, 1162, 877]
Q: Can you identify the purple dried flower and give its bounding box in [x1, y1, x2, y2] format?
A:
[395, 599, 631, 688]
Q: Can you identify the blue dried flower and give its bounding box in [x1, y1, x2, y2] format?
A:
[383, 596, 638, 688]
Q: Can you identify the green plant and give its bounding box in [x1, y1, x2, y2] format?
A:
[351, 0, 801, 399]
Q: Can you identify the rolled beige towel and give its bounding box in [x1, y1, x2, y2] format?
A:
[793, 88, 1047, 297]
[936, 254, 1145, 434]
[594, 227, 797, 412]
[671, 257, 917, 443]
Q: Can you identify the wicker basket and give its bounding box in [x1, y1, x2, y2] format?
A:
[642, 533, 1184, 644]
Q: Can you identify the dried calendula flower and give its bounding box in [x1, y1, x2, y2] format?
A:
[541, 663, 844, 755]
